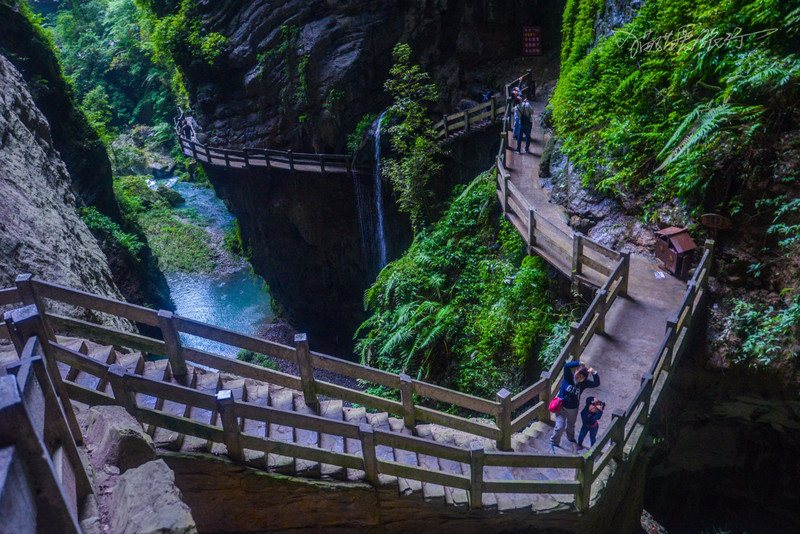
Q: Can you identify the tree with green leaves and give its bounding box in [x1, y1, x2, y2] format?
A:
[382, 43, 442, 234]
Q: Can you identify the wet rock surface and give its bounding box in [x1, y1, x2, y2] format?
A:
[86, 406, 157, 472]
[110, 459, 198, 534]
[186, 0, 565, 153]
[541, 138, 664, 255]
[0, 54, 130, 329]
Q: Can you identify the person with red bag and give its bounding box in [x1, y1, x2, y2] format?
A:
[550, 361, 599, 453]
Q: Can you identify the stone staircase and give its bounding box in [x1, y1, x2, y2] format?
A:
[38, 336, 577, 513]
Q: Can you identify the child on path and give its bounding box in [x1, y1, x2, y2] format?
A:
[578, 397, 605, 450]
[550, 361, 600, 453]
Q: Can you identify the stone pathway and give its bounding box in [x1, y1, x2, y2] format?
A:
[502, 100, 687, 441]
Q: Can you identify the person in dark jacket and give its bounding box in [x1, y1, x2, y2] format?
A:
[515, 95, 533, 153]
[550, 361, 600, 453]
[578, 396, 605, 449]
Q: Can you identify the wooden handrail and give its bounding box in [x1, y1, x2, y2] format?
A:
[174, 119, 352, 174]
[0, 237, 711, 511]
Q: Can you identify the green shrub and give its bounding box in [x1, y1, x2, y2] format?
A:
[347, 113, 377, 154]
[726, 294, 800, 367]
[79, 206, 144, 257]
[382, 43, 442, 233]
[236, 349, 279, 371]
[551, 0, 800, 211]
[355, 171, 567, 399]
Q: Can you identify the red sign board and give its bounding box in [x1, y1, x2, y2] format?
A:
[523, 27, 542, 56]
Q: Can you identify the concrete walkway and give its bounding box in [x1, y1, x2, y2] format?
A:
[503, 104, 687, 437]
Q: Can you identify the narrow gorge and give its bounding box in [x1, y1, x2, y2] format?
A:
[1, 0, 798, 533]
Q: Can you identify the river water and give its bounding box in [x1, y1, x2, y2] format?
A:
[149, 177, 273, 357]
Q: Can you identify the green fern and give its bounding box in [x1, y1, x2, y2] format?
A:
[657, 104, 744, 171]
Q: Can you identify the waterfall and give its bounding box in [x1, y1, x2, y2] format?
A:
[374, 111, 388, 270]
[352, 168, 376, 278]
[352, 111, 389, 280]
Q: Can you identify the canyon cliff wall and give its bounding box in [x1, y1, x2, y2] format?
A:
[174, 0, 565, 350]
[0, 1, 172, 310]
[0, 54, 128, 329]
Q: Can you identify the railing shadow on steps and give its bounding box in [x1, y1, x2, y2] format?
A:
[0, 240, 711, 512]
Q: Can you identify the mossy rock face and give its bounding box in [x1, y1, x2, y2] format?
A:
[157, 185, 185, 207]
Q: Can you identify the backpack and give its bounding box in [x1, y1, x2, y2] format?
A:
[520, 102, 533, 122]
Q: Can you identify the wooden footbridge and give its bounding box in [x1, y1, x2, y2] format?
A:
[1, 73, 711, 531]
[174, 71, 533, 174]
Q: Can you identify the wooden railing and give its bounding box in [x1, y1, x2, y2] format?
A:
[494, 129, 624, 290]
[0, 332, 93, 534]
[175, 120, 352, 174]
[0, 239, 711, 513]
[432, 94, 507, 139]
[432, 70, 534, 140]
[175, 71, 533, 173]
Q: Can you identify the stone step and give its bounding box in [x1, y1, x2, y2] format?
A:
[137, 360, 167, 411]
[266, 387, 294, 474]
[292, 393, 320, 476]
[343, 406, 366, 481]
[388, 417, 422, 497]
[430, 426, 469, 507]
[318, 399, 345, 479]
[152, 364, 193, 451]
[365, 412, 396, 486]
[242, 379, 269, 466]
[413, 424, 446, 503]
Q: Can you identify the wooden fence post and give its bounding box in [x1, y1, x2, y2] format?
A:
[217, 389, 244, 463]
[610, 409, 625, 461]
[469, 442, 484, 508]
[5, 303, 82, 443]
[571, 234, 584, 293]
[288, 150, 295, 172]
[570, 323, 582, 360]
[595, 289, 608, 334]
[528, 207, 536, 248]
[399, 373, 415, 429]
[243, 148, 251, 169]
[443, 115, 449, 138]
[540, 371, 552, 421]
[704, 239, 715, 274]
[157, 310, 188, 380]
[665, 316, 679, 368]
[490, 97, 496, 122]
[638, 373, 654, 424]
[463, 110, 470, 133]
[619, 251, 631, 296]
[576, 454, 593, 512]
[503, 173, 510, 213]
[495, 388, 512, 451]
[107, 364, 137, 415]
[294, 334, 319, 412]
[3, 308, 26, 355]
[15, 275, 55, 343]
[358, 423, 380, 485]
